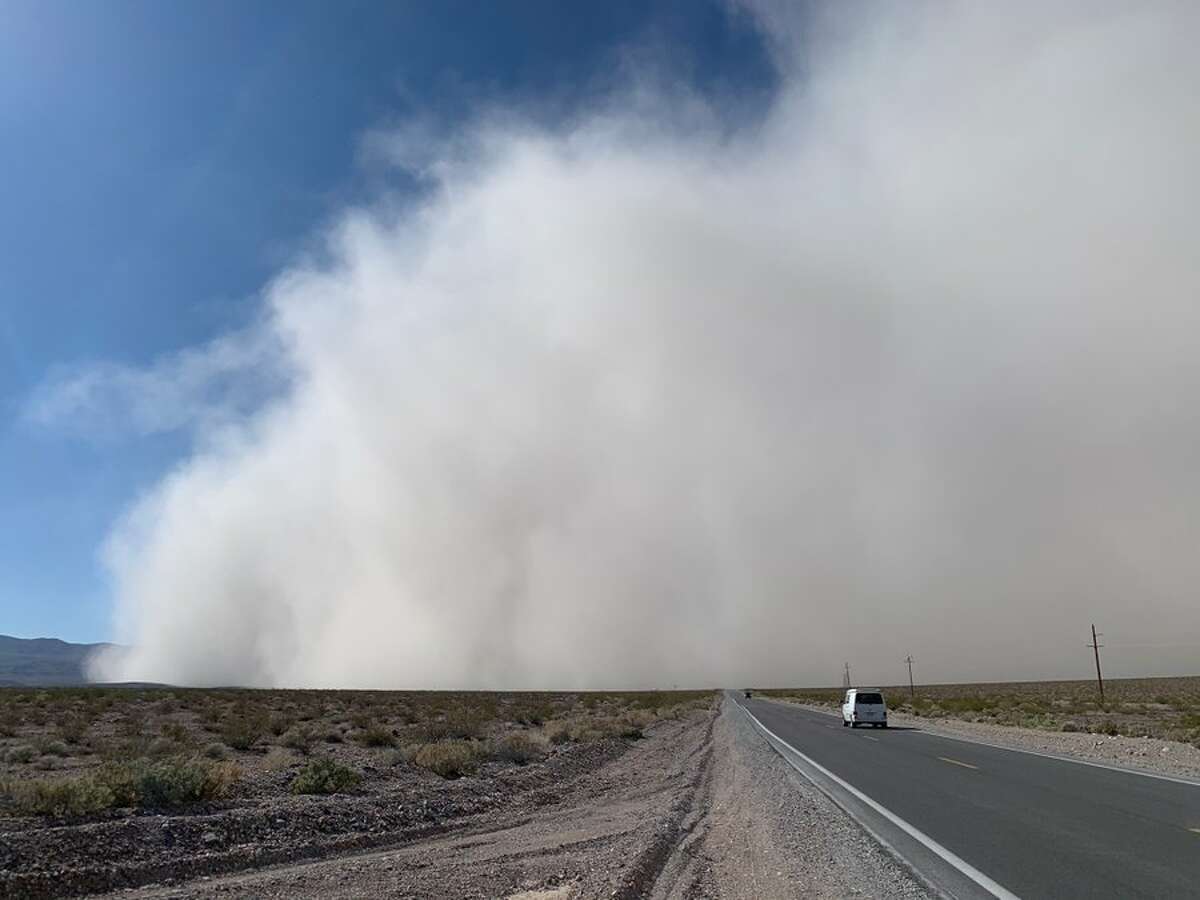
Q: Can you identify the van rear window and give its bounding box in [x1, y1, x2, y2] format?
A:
[855, 693, 883, 705]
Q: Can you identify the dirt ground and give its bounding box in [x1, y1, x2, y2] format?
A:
[3, 694, 930, 899]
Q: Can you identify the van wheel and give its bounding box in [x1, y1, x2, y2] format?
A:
[842, 719, 849, 727]
[882, 723, 888, 729]
[850, 722, 858, 728]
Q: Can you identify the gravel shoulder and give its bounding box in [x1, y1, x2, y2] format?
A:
[680, 698, 930, 900]
[777, 699, 1200, 780]
[50, 697, 932, 899]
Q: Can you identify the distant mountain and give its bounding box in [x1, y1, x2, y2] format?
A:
[0, 635, 116, 686]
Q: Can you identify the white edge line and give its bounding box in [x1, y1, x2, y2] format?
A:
[739, 703, 1020, 900]
[773, 701, 1200, 789]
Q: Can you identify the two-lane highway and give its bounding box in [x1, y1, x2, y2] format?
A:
[738, 696, 1200, 899]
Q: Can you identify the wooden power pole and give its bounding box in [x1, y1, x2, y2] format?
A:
[1088, 624, 1105, 707]
[905, 655, 916, 699]
[843, 662, 852, 690]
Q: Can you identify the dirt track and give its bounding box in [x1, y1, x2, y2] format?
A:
[90, 697, 927, 899]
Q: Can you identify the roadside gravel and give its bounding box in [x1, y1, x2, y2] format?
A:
[685, 697, 931, 900]
[84, 697, 932, 899]
[781, 700, 1200, 780]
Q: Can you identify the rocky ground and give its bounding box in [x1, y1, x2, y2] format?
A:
[3, 696, 933, 899]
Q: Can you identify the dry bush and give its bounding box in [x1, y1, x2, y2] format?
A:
[57, 714, 90, 745]
[354, 724, 396, 748]
[147, 737, 180, 758]
[263, 748, 295, 772]
[489, 730, 549, 765]
[118, 709, 146, 738]
[160, 721, 190, 744]
[418, 710, 486, 742]
[511, 702, 554, 726]
[220, 708, 268, 751]
[202, 742, 228, 760]
[349, 710, 376, 730]
[282, 725, 318, 754]
[410, 740, 483, 778]
[155, 697, 178, 716]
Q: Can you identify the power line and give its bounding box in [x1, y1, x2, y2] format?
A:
[904, 654, 916, 699]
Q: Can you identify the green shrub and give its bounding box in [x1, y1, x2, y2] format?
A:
[1060, 722, 1081, 732]
[202, 742, 228, 760]
[93, 761, 139, 807]
[0, 756, 236, 816]
[134, 758, 236, 807]
[291, 757, 361, 795]
[2, 776, 115, 816]
[411, 741, 482, 778]
[6, 745, 36, 764]
[35, 739, 70, 758]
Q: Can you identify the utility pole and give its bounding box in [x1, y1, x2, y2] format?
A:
[1087, 624, 1105, 707]
[843, 662, 852, 690]
[905, 655, 916, 700]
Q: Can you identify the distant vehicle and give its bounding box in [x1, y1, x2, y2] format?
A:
[744, 689, 752, 698]
[842, 689, 887, 728]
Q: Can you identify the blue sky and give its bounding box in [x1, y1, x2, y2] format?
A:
[0, 1, 774, 642]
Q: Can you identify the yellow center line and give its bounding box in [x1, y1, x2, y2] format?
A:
[938, 756, 979, 770]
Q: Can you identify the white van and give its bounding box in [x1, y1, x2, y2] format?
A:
[842, 689, 888, 728]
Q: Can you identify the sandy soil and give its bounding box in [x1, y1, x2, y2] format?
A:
[57, 698, 930, 900]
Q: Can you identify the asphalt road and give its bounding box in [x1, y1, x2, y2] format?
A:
[738, 696, 1200, 899]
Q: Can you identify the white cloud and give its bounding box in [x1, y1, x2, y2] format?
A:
[88, 2, 1200, 688]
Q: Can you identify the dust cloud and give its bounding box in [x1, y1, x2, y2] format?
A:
[81, 3, 1200, 688]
